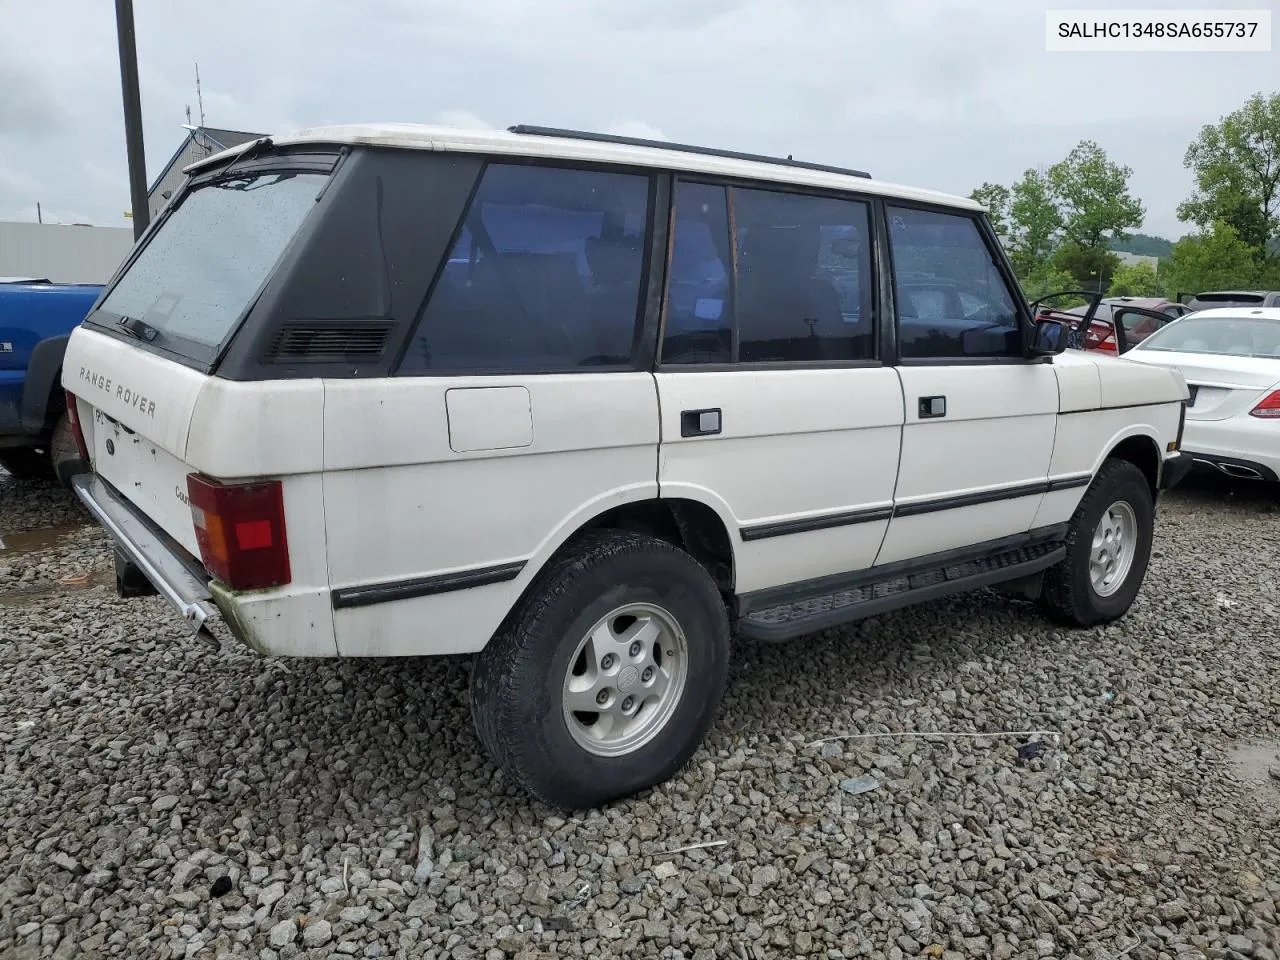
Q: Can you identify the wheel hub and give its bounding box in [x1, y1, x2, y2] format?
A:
[561, 602, 688, 758]
[1089, 500, 1138, 598]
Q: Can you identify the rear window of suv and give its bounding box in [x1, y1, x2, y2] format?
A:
[92, 169, 328, 364]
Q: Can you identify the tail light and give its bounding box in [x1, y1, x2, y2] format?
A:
[64, 390, 90, 461]
[186, 474, 291, 590]
[1249, 390, 1280, 419]
[1083, 321, 1117, 352]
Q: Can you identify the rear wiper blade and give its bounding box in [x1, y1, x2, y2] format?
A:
[117, 315, 160, 342]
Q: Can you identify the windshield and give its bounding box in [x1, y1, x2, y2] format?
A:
[94, 170, 327, 362]
[1135, 316, 1280, 358]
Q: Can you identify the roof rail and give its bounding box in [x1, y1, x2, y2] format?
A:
[507, 124, 871, 180]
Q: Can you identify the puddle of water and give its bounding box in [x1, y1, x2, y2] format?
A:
[0, 522, 91, 556]
[0, 568, 114, 607]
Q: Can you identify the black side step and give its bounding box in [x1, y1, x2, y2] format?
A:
[737, 537, 1065, 642]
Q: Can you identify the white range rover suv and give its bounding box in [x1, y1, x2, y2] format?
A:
[60, 123, 1192, 808]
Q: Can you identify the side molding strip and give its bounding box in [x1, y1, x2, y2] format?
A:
[332, 560, 526, 610]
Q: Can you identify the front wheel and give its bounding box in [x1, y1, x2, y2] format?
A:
[1040, 459, 1154, 627]
[470, 530, 730, 809]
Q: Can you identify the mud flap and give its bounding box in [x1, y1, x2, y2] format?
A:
[115, 547, 159, 599]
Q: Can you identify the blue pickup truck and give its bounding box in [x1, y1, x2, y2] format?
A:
[1, 278, 103, 482]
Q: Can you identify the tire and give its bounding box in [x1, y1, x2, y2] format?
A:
[1040, 459, 1154, 627]
[0, 446, 53, 481]
[49, 413, 86, 488]
[471, 530, 731, 809]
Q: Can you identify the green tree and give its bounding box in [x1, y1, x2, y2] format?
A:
[1020, 262, 1079, 302]
[1052, 241, 1121, 292]
[1047, 140, 1145, 251]
[970, 182, 1011, 238]
[1007, 167, 1062, 279]
[1107, 260, 1161, 297]
[1160, 221, 1260, 297]
[1177, 91, 1280, 257]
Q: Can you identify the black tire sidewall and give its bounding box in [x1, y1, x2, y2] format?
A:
[492, 539, 729, 807]
[1071, 467, 1154, 620]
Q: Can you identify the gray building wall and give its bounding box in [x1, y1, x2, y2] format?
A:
[148, 128, 265, 219]
[0, 222, 134, 284]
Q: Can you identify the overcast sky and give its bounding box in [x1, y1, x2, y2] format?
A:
[0, 0, 1274, 240]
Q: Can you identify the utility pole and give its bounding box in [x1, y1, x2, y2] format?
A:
[115, 0, 149, 240]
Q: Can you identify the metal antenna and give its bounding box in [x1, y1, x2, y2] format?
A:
[195, 62, 205, 129]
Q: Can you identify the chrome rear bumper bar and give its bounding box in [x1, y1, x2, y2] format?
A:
[71, 473, 220, 635]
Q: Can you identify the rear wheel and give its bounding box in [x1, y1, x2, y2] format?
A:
[1040, 459, 1154, 626]
[471, 530, 730, 809]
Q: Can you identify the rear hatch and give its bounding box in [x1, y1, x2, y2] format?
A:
[65, 155, 336, 553]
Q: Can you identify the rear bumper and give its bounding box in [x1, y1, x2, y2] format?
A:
[1181, 420, 1280, 482]
[71, 473, 221, 635]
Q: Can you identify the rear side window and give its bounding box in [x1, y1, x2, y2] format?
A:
[661, 181, 875, 365]
[887, 206, 1022, 360]
[734, 188, 873, 362]
[399, 163, 652, 373]
[93, 171, 328, 361]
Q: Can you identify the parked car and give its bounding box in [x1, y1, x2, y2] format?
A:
[1033, 294, 1191, 354]
[61, 123, 1191, 809]
[0, 277, 103, 481]
[1180, 290, 1280, 311]
[1123, 307, 1280, 483]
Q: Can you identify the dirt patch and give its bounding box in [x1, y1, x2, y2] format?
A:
[1226, 740, 1280, 812]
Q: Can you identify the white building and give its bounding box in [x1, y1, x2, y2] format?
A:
[0, 221, 133, 284]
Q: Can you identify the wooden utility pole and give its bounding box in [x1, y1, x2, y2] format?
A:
[115, 0, 149, 239]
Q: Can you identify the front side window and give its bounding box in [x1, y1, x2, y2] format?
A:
[93, 169, 329, 362]
[660, 181, 876, 365]
[400, 163, 651, 373]
[887, 206, 1023, 360]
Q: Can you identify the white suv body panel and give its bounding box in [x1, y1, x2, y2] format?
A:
[321, 373, 660, 656]
[876, 364, 1060, 565]
[655, 366, 903, 594]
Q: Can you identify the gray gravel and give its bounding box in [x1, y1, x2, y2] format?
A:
[2, 466, 1280, 960]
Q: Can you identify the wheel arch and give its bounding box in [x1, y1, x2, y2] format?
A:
[1101, 430, 1163, 500]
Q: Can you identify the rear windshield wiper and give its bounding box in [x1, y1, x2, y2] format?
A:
[117, 314, 160, 343]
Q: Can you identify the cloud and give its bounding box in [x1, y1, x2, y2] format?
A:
[0, 0, 1273, 240]
[604, 121, 670, 141]
[431, 110, 496, 131]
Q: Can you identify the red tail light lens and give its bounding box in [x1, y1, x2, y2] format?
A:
[185, 474, 291, 590]
[1249, 390, 1280, 419]
[64, 391, 90, 461]
[1083, 321, 1116, 352]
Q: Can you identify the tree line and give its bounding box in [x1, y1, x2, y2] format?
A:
[970, 90, 1280, 303]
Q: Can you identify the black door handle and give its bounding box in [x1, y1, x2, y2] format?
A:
[681, 408, 722, 437]
[919, 396, 946, 419]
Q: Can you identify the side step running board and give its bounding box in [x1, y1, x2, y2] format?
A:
[737, 539, 1065, 642]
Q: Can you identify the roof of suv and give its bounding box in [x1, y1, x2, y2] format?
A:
[183, 122, 983, 212]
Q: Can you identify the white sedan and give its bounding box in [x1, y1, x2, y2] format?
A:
[1124, 307, 1280, 483]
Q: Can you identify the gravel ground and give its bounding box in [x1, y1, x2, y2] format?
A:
[2, 467, 1279, 960]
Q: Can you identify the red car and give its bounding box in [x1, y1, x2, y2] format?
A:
[1034, 295, 1192, 355]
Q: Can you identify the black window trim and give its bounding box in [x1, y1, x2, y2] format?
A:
[391, 154, 664, 379]
[654, 172, 885, 373]
[881, 196, 1039, 368]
